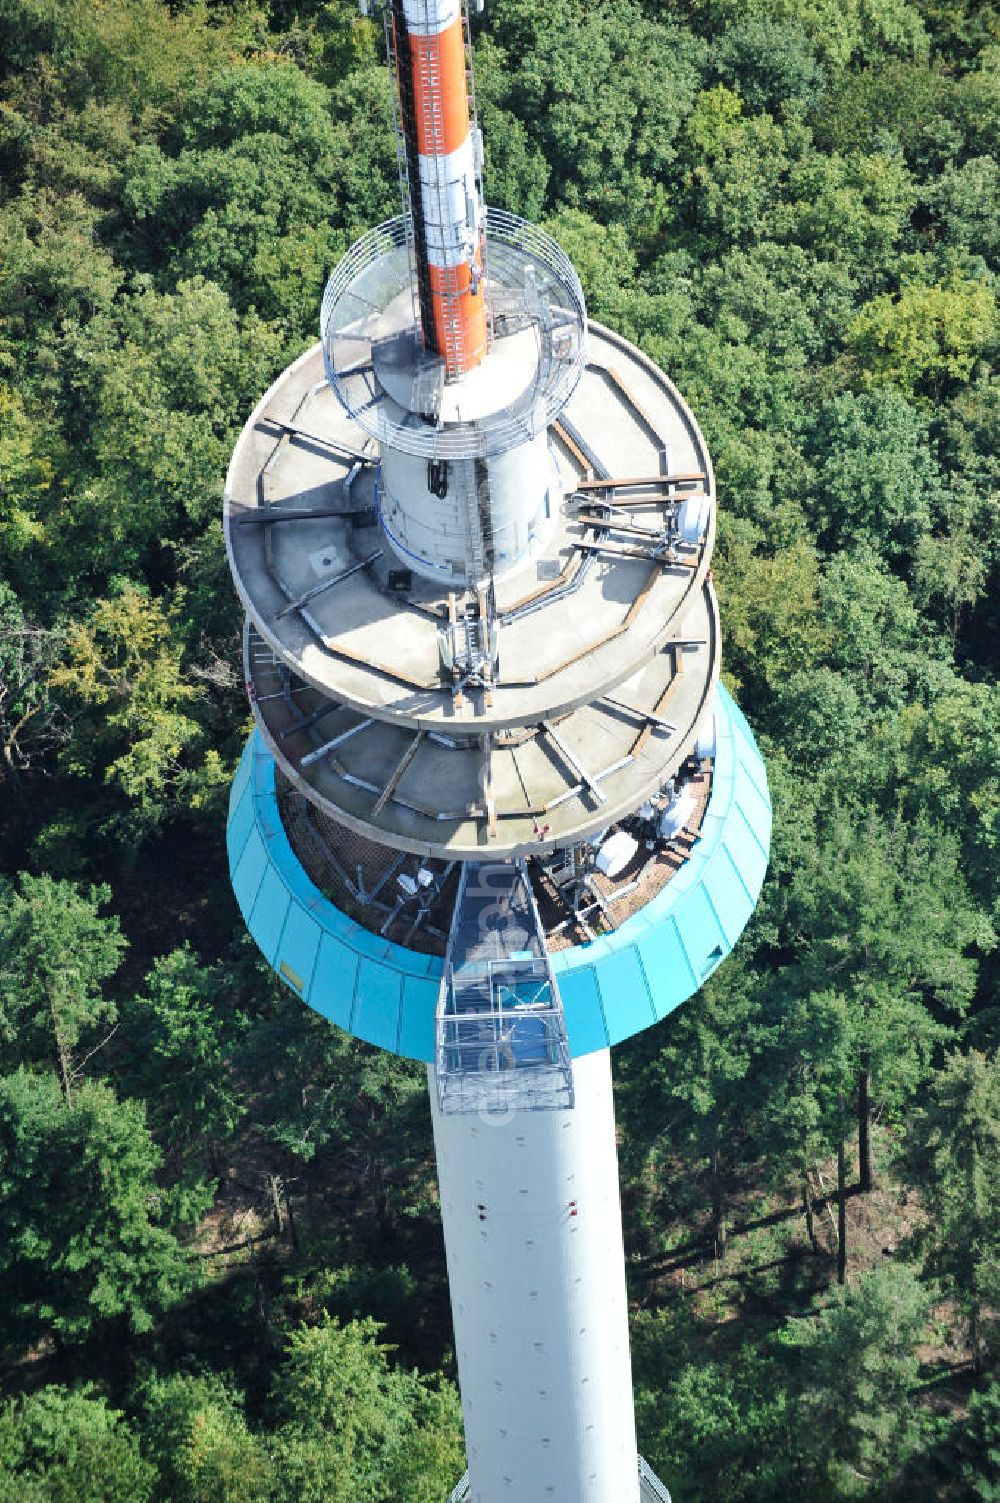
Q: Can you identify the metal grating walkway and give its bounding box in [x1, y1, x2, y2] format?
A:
[434, 861, 574, 1114]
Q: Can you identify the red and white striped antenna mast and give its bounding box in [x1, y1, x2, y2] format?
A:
[385, 0, 489, 377]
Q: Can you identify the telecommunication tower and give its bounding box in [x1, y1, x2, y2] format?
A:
[224, 2, 771, 1498]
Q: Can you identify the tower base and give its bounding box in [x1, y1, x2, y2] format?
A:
[445, 1456, 672, 1502]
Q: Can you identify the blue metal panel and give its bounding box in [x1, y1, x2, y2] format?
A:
[353, 961, 403, 1052]
[226, 682, 771, 1061]
[229, 736, 253, 816]
[249, 865, 292, 965]
[275, 900, 323, 998]
[231, 826, 268, 921]
[633, 915, 698, 1015]
[595, 946, 656, 1044]
[558, 967, 609, 1055]
[702, 844, 756, 945]
[721, 803, 770, 898]
[400, 973, 440, 1060]
[736, 737, 770, 808]
[734, 778, 771, 854]
[309, 932, 359, 1029]
[673, 884, 728, 982]
[710, 723, 736, 791]
[226, 785, 256, 873]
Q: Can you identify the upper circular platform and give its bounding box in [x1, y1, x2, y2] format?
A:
[319, 209, 587, 459]
[225, 313, 719, 856]
[224, 322, 716, 737]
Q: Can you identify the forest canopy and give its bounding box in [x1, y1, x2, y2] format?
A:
[1, 0, 999, 1497]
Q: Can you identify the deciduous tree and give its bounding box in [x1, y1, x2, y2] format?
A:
[0, 1384, 154, 1503]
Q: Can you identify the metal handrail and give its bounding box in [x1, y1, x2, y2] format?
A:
[320, 208, 587, 460]
[443, 1458, 670, 1500]
[638, 1454, 673, 1502]
[446, 1472, 471, 1503]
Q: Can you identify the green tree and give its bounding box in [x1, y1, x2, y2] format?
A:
[58, 280, 284, 578]
[49, 583, 221, 836]
[0, 872, 124, 1094]
[140, 1373, 273, 1503]
[778, 1264, 929, 1497]
[929, 156, 1000, 265]
[905, 1050, 1000, 1371]
[898, 679, 1000, 905]
[949, 1378, 1000, 1500]
[121, 64, 352, 332]
[617, 954, 775, 1264]
[270, 1315, 464, 1503]
[476, 0, 707, 236]
[0, 386, 56, 576]
[0, 188, 121, 361]
[634, 1343, 777, 1503]
[818, 546, 943, 716]
[123, 947, 245, 1175]
[767, 667, 863, 769]
[0, 1071, 197, 1352]
[0, 1384, 155, 1503]
[803, 387, 937, 557]
[847, 277, 997, 398]
[714, 16, 824, 114]
[755, 983, 855, 1278]
[781, 148, 915, 271]
[715, 534, 830, 697]
[912, 502, 988, 648]
[784, 811, 990, 1196]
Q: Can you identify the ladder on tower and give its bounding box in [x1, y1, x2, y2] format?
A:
[384, 3, 421, 333]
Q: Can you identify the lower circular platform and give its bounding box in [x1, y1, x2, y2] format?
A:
[226, 686, 771, 1060]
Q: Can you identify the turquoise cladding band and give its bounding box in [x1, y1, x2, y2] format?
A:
[226, 685, 771, 1060]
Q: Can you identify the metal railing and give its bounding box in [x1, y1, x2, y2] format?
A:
[433, 860, 574, 1114]
[319, 208, 586, 460]
[444, 1457, 671, 1500]
[638, 1455, 674, 1502]
[435, 960, 574, 1114]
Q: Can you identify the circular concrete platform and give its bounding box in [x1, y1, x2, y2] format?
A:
[225, 685, 771, 1060]
[226, 320, 719, 856]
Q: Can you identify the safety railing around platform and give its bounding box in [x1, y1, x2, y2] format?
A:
[435, 957, 574, 1114]
[319, 208, 586, 460]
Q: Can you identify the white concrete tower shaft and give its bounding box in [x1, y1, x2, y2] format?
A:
[429, 1049, 640, 1503]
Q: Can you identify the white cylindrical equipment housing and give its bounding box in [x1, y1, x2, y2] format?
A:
[378, 433, 555, 583]
[429, 1049, 640, 1503]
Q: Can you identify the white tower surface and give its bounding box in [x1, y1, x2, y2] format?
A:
[223, 2, 771, 1500]
[430, 1048, 640, 1502]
